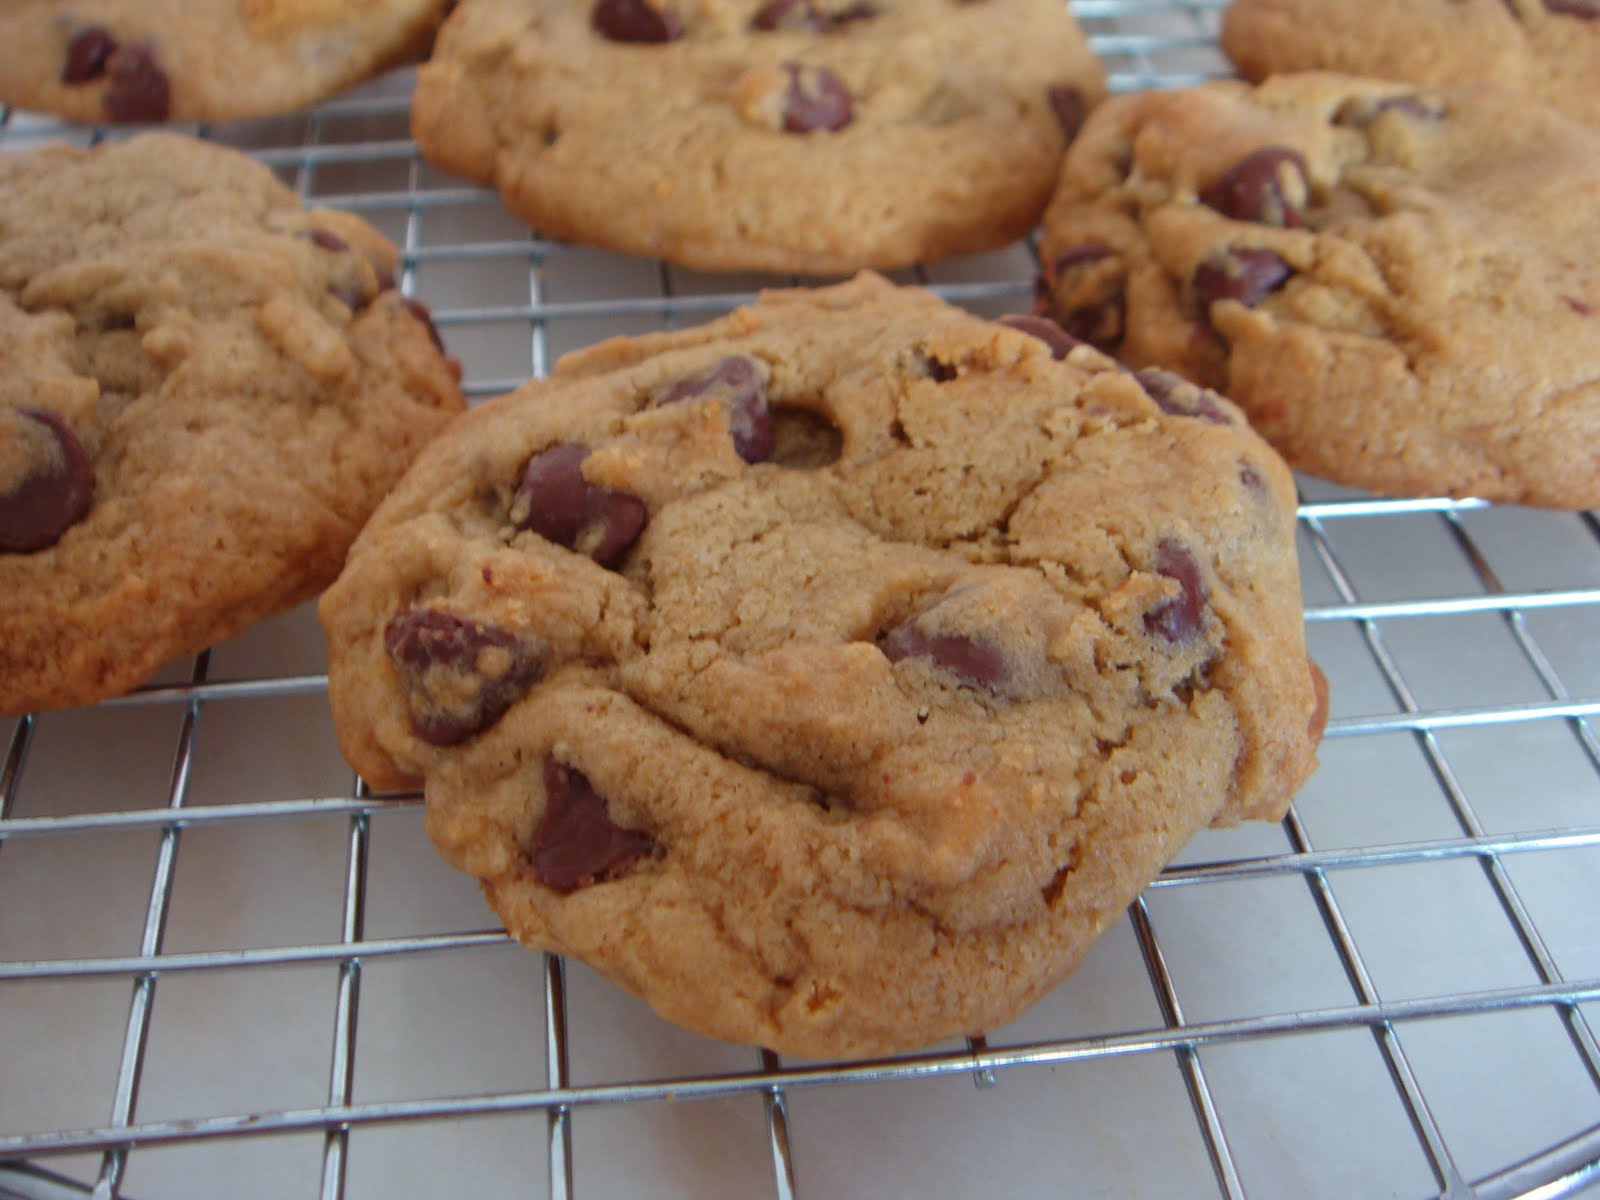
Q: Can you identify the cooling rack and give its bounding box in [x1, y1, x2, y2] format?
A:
[3, 2, 1600, 1197]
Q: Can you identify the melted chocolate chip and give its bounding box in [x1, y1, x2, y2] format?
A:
[61, 26, 116, 84]
[1144, 540, 1206, 643]
[752, 0, 820, 28]
[1333, 93, 1444, 127]
[1200, 146, 1309, 228]
[533, 757, 655, 893]
[882, 622, 1010, 691]
[1135, 368, 1233, 425]
[512, 443, 647, 567]
[998, 313, 1082, 360]
[1545, 0, 1600, 16]
[400, 296, 445, 353]
[1048, 85, 1087, 142]
[591, 0, 683, 41]
[653, 355, 773, 462]
[1038, 244, 1125, 349]
[2, 409, 94, 554]
[383, 608, 546, 745]
[101, 43, 170, 123]
[781, 62, 853, 133]
[309, 229, 349, 254]
[1193, 246, 1293, 312]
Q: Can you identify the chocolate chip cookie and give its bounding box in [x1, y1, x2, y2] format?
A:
[1036, 73, 1600, 509]
[0, 0, 453, 124]
[1221, 0, 1600, 132]
[1, 133, 464, 714]
[409, 0, 1106, 273]
[319, 273, 1324, 1059]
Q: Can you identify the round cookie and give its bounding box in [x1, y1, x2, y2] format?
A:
[1221, 0, 1600, 133]
[319, 273, 1324, 1060]
[410, 0, 1106, 273]
[0, 0, 453, 124]
[0, 133, 464, 714]
[1036, 73, 1600, 509]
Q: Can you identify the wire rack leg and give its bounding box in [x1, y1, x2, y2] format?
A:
[544, 953, 574, 1200]
[318, 799, 371, 1200]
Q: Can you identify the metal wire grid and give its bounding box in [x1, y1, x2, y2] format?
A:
[2, 2, 1600, 1197]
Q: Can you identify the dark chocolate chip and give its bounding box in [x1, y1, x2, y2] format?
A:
[591, 0, 683, 41]
[533, 757, 655, 893]
[882, 622, 1010, 691]
[1199, 146, 1309, 228]
[1048, 85, 1087, 142]
[998, 313, 1082, 360]
[400, 296, 445, 353]
[1, 409, 94, 555]
[1239, 461, 1268, 496]
[1135, 368, 1233, 425]
[101, 43, 170, 123]
[1333, 93, 1444, 127]
[653, 355, 773, 462]
[1193, 246, 1293, 312]
[512, 443, 647, 567]
[751, 0, 821, 28]
[382, 608, 546, 745]
[1144, 540, 1207, 643]
[61, 26, 116, 84]
[309, 229, 349, 254]
[1545, 0, 1600, 16]
[1038, 244, 1125, 350]
[781, 62, 853, 133]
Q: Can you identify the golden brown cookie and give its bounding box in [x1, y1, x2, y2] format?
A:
[1221, 0, 1600, 132]
[319, 274, 1323, 1059]
[0, 0, 453, 123]
[0, 133, 464, 714]
[1036, 73, 1600, 508]
[410, 0, 1106, 273]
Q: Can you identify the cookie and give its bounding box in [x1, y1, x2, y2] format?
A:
[409, 0, 1106, 273]
[0, 0, 453, 124]
[1036, 73, 1600, 509]
[0, 133, 464, 714]
[319, 273, 1324, 1059]
[1221, 0, 1600, 133]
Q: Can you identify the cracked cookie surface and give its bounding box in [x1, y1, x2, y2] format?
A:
[1222, 0, 1600, 133]
[0, 0, 453, 123]
[410, 0, 1105, 272]
[1037, 73, 1600, 508]
[0, 133, 464, 714]
[319, 273, 1323, 1059]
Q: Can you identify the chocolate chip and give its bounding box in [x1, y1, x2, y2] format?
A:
[1239, 461, 1268, 496]
[533, 757, 655, 893]
[383, 608, 546, 745]
[591, 0, 683, 41]
[1037, 244, 1125, 350]
[309, 229, 349, 254]
[751, 0, 821, 29]
[1048, 85, 1087, 142]
[400, 296, 445, 353]
[1333, 93, 1444, 127]
[1135, 368, 1233, 425]
[61, 26, 116, 84]
[512, 443, 647, 567]
[1545, 0, 1600, 16]
[1200, 147, 1309, 228]
[882, 621, 1010, 691]
[827, 2, 878, 25]
[1193, 246, 1293, 312]
[653, 355, 773, 462]
[780, 62, 853, 133]
[998, 313, 1082, 360]
[1144, 540, 1206, 643]
[1, 409, 94, 554]
[101, 43, 170, 123]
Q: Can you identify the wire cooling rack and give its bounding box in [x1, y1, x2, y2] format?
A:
[4, 3, 1600, 1197]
